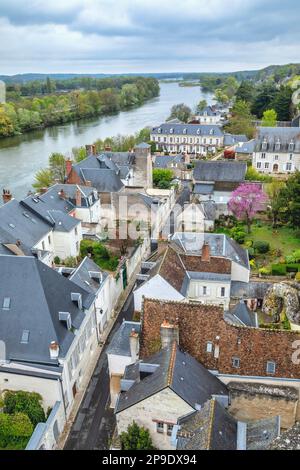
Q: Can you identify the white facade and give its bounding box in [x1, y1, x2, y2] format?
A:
[75, 199, 101, 224]
[194, 114, 222, 125]
[252, 151, 300, 175]
[134, 274, 185, 312]
[150, 133, 223, 155]
[187, 279, 232, 309]
[52, 223, 82, 261]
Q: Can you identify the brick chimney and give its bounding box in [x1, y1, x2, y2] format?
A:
[129, 328, 139, 363]
[75, 188, 81, 207]
[58, 189, 66, 200]
[160, 318, 179, 349]
[2, 189, 12, 204]
[49, 341, 59, 359]
[201, 242, 210, 262]
[66, 159, 73, 177]
[86, 144, 96, 156]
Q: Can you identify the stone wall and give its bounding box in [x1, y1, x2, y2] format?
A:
[227, 381, 299, 429]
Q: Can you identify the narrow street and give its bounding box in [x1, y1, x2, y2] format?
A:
[162, 182, 191, 236]
[64, 293, 134, 450]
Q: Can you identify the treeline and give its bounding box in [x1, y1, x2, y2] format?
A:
[0, 77, 159, 138]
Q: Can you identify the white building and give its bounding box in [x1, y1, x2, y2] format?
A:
[193, 105, 223, 125]
[0, 255, 101, 448]
[253, 127, 300, 175]
[150, 123, 224, 155]
[133, 232, 250, 312]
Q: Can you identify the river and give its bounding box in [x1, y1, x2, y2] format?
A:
[0, 82, 212, 200]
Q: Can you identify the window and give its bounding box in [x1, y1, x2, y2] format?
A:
[167, 424, 173, 436]
[266, 361, 276, 374]
[206, 342, 213, 353]
[42, 241, 45, 251]
[203, 286, 207, 296]
[20, 330, 30, 344]
[286, 163, 292, 171]
[48, 235, 51, 245]
[256, 162, 262, 169]
[261, 153, 266, 159]
[264, 162, 269, 169]
[76, 241, 79, 252]
[232, 357, 240, 368]
[220, 287, 225, 297]
[157, 422, 164, 434]
[289, 154, 293, 160]
[2, 297, 11, 310]
[274, 155, 278, 160]
[75, 227, 78, 236]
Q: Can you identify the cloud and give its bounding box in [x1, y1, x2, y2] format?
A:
[0, 0, 299, 74]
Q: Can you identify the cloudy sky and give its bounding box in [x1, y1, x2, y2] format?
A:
[0, 0, 299, 75]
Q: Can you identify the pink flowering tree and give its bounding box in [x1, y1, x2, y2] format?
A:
[228, 183, 267, 233]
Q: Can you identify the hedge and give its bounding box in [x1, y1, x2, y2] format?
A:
[0, 412, 33, 449]
[271, 263, 300, 276]
[3, 390, 46, 427]
[253, 240, 270, 254]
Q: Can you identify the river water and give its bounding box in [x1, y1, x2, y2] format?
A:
[0, 82, 212, 200]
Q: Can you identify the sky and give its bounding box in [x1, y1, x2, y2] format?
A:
[0, 0, 299, 75]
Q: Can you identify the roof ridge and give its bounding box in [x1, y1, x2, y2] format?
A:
[206, 399, 216, 450]
[167, 342, 177, 386]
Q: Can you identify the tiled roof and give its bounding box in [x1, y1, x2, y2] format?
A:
[151, 123, 224, 137]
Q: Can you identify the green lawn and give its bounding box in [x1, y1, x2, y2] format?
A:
[244, 223, 300, 259]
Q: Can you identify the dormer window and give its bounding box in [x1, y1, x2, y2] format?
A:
[262, 139, 268, 151]
[183, 128, 187, 134]
[71, 292, 83, 310]
[209, 129, 214, 135]
[275, 139, 281, 151]
[59, 311, 72, 330]
[197, 128, 201, 135]
[289, 141, 294, 151]
[2, 297, 11, 310]
[158, 128, 161, 134]
[170, 128, 174, 134]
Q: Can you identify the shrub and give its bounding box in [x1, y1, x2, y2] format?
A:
[271, 264, 287, 276]
[259, 266, 272, 276]
[120, 421, 155, 450]
[3, 391, 46, 427]
[295, 272, 300, 282]
[0, 412, 33, 450]
[286, 263, 300, 273]
[63, 256, 77, 268]
[54, 256, 61, 265]
[253, 240, 270, 254]
[247, 247, 255, 259]
[230, 226, 246, 244]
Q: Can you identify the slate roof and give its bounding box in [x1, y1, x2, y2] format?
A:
[0, 255, 95, 365]
[79, 168, 124, 192]
[235, 139, 256, 154]
[193, 183, 214, 195]
[177, 399, 237, 450]
[115, 343, 228, 413]
[107, 320, 141, 357]
[198, 106, 221, 117]
[230, 281, 272, 299]
[254, 127, 300, 153]
[69, 256, 108, 294]
[176, 398, 280, 450]
[225, 301, 257, 327]
[193, 161, 247, 182]
[224, 134, 248, 146]
[0, 199, 52, 249]
[151, 123, 224, 137]
[268, 421, 300, 450]
[171, 232, 249, 269]
[154, 155, 184, 169]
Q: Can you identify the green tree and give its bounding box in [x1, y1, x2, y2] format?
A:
[120, 421, 155, 450]
[266, 180, 286, 227]
[33, 168, 54, 191]
[236, 80, 256, 103]
[278, 171, 300, 229]
[4, 391, 46, 427]
[167, 103, 192, 123]
[153, 168, 173, 188]
[214, 89, 229, 105]
[197, 99, 207, 112]
[271, 86, 292, 121]
[0, 106, 14, 137]
[72, 146, 87, 162]
[225, 100, 255, 139]
[0, 412, 33, 450]
[261, 109, 277, 127]
[49, 152, 66, 182]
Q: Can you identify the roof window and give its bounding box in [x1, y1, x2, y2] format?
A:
[2, 297, 11, 310]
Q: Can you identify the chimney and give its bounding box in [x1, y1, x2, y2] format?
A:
[58, 189, 66, 200]
[160, 319, 179, 349]
[201, 242, 210, 262]
[129, 328, 139, 363]
[86, 144, 96, 156]
[16, 239, 21, 247]
[85, 180, 92, 187]
[66, 159, 73, 177]
[2, 189, 12, 204]
[76, 188, 81, 207]
[49, 341, 59, 359]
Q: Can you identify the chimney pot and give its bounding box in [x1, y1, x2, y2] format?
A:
[86, 144, 96, 156]
[65, 159, 73, 177]
[49, 341, 59, 359]
[129, 328, 139, 363]
[201, 242, 210, 262]
[2, 189, 12, 204]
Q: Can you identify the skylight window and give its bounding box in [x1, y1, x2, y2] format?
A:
[8, 223, 15, 229]
[23, 212, 30, 218]
[2, 297, 11, 310]
[20, 330, 30, 344]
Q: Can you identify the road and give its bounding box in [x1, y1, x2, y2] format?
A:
[64, 293, 134, 450]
